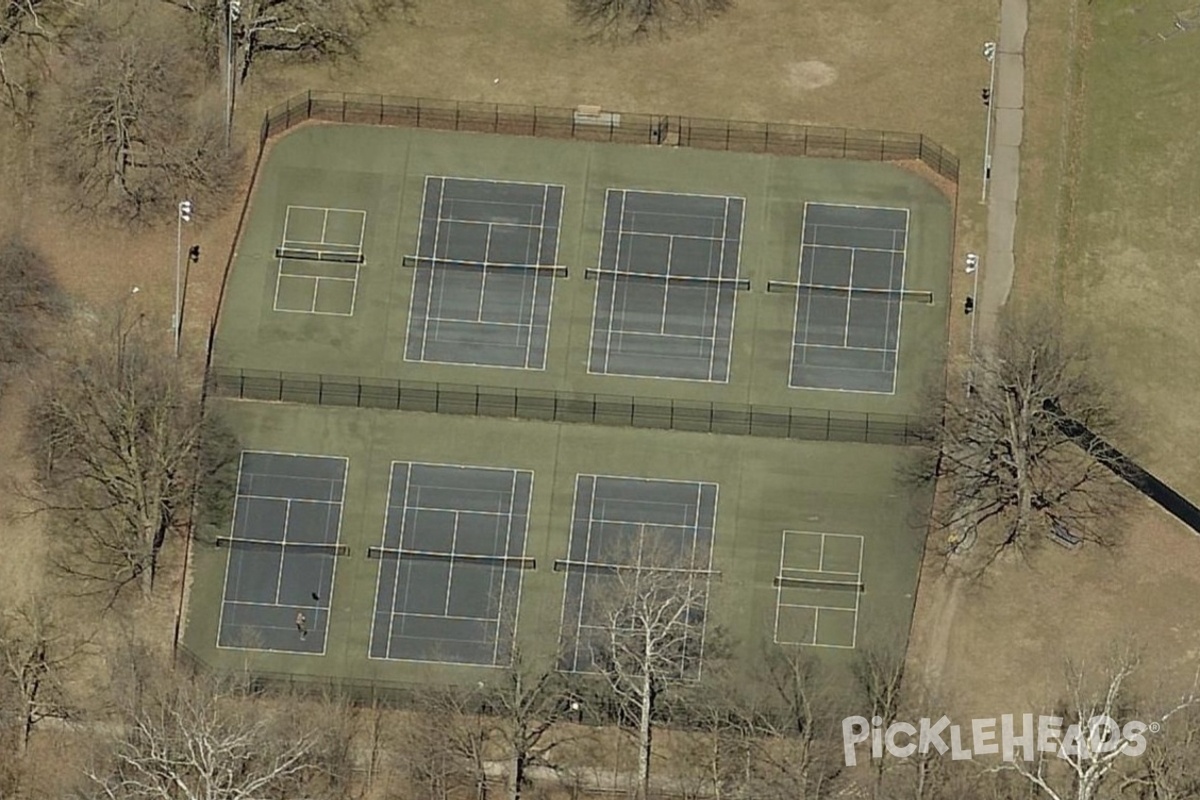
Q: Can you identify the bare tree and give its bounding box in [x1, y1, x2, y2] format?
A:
[0, 0, 79, 123]
[0, 236, 61, 396]
[1120, 703, 1200, 799]
[54, 7, 241, 221]
[82, 675, 333, 800]
[746, 648, 846, 800]
[568, 0, 730, 41]
[24, 310, 240, 602]
[0, 595, 89, 755]
[409, 646, 580, 800]
[160, 0, 413, 83]
[581, 534, 717, 799]
[988, 648, 1200, 800]
[917, 304, 1131, 576]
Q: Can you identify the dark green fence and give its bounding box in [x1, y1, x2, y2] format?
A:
[208, 367, 928, 446]
[259, 90, 960, 183]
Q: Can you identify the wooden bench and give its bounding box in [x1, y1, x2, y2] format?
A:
[1050, 520, 1082, 550]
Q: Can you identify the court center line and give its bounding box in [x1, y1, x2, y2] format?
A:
[477, 223, 493, 324]
[658, 235, 675, 335]
[443, 511, 461, 615]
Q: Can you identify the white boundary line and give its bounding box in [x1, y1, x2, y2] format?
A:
[788, 202, 911, 396]
[404, 177, 561, 372]
[772, 531, 865, 649]
[216, 451, 348, 658]
[557, 473, 585, 672]
[368, 460, 533, 666]
[559, 473, 719, 675]
[586, 189, 744, 384]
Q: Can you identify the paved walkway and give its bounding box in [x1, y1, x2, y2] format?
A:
[979, 0, 1028, 339]
[918, 0, 1028, 689]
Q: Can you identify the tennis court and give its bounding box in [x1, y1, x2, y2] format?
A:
[368, 461, 534, 666]
[773, 530, 865, 648]
[558, 474, 718, 676]
[587, 189, 747, 383]
[781, 203, 921, 394]
[273, 205, 367, 315]
[216, 451, 348, 655]
[404, 177, 566, 370]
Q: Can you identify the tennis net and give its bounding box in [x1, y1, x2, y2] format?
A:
[402, 255, 568, 278]
[275, 247, 365, 264]
[366, 547, 537, 569]
[553, 559, 722, 579]
[585, 268, 750, 291]
[767, 281, 934, 304]
[773, 575, 864, 592]
[214, 537, 350, 556]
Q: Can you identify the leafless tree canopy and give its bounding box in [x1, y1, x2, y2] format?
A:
[569, 0, 731, 41]
[53, 9, 241, 222]
[0, 596, 89, 756]
[0, 0, 80, 121]
[0, 236, 61, 395]
[161, 0, 413, 82]
[82, 676, 341, 800]
[584, 534, 717, 798]
[919, 304, 1131, 575]
[24, 311, 240, 602]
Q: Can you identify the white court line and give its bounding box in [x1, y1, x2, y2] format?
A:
[383, 463, 414, 660]
[216, 451, 347, 655]
[573, 476, 600, 672]
[557, 475, 585, 672]
[842, 250, 856, 348]
[658, 235, 674, 335]
[603, 190, 628, 375]
[800, 242, 906, 255]
[477, 223, 494, 323]
[389, 610, 503, 624]
[624, 230, 729, 244]
[887, 209, 912, 395]
[773, 531, 865, 648]
[494, 469, 518, 665]
[421, 177, 447, 362]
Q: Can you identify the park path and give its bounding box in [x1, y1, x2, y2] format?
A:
[918, 0, 1028, 689]
[980, 0, 1027, 339]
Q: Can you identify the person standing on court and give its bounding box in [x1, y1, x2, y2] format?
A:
[295, 611, 308, 640]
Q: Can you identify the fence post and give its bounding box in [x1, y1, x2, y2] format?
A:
[825, 410, 831, 441]
[306, 89, 312, 119]
[341, 93, 347, 123]
[379, 96, 384, 125]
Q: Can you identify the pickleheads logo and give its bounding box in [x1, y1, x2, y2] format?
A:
[841, 715, 1158, 766]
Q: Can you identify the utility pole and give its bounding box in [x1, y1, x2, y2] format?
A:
[981, 41, 998, 203]
[225, 0, 241, 147]
[174, 200, 193, 357]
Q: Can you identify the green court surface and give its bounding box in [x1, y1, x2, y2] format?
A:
[213, 124, 953, 414]
[182, 401, 931, 687]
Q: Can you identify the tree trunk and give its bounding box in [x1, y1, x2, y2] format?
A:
[638, 673, 653, 799]
[507, 753, 522, 800]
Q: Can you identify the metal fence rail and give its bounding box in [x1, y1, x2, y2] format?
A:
[259, 90, 959, 183]
[208, 368, 927, 446]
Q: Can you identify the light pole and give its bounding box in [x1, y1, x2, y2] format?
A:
[174, 200, 193, 357]
[225, 0, 241, 147]
[981, 41, 998, 203]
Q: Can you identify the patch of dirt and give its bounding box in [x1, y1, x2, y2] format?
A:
[785, 60, 838, 90]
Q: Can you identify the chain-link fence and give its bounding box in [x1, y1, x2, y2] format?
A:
[259, 90, 959, 182]
[208, 367, 927, 446]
